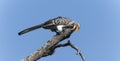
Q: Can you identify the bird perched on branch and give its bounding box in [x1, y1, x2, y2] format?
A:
[18, 16, 80, 35]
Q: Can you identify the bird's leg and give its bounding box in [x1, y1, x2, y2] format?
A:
[55, 31, 65, 35]
[54, 30, 61, 35]
[56, 32, 60, 35]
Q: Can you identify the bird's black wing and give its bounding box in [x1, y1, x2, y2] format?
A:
[18, 16, 71, 35]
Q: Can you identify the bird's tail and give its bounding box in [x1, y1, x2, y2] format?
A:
[18, 23, 44, 35]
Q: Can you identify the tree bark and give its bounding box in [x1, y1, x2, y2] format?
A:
[22, 29, 74, 61]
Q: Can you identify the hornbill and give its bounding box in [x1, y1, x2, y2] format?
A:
[18, 16, 80, 35]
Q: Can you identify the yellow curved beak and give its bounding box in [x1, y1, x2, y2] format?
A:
[73, 23, 80, 32]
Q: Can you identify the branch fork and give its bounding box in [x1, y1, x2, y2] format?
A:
[22, 29, 85, 61]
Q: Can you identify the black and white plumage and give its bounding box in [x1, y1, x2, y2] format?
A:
[18, 16, 80, 35]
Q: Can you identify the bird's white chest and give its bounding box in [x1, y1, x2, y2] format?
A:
[57, 25, 64, 31]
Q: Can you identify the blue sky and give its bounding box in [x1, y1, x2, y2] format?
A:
[0, 0, 120, 61]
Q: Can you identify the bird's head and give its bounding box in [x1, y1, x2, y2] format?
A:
[63, 21, 80, 32]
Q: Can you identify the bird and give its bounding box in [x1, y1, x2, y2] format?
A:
[18, 16, 80, 35]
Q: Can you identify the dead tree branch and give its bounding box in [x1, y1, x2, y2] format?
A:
[55, 40, 85, 61]
[22, 29, 74, 61]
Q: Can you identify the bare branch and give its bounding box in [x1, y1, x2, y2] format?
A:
[67, 40, 85, 61]
[53, 40, 86, 61]
[22, 29, 74, 61]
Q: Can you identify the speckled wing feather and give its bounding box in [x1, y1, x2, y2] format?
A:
[18, 16, 72, 35]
